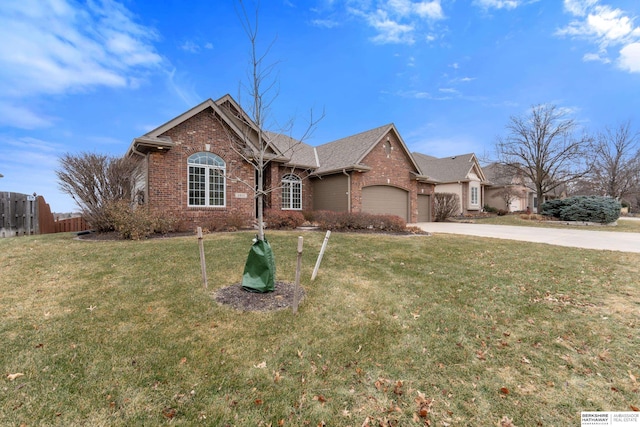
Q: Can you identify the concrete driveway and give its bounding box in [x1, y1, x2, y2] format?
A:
[411, 219, 640, 253]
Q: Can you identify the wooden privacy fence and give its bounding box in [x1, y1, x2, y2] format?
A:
[53, 216, 89, 233]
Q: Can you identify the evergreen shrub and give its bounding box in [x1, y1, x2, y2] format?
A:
[540, 196, 621, 224]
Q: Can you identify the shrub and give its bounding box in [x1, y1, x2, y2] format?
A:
[264, 210, 305, 230]
[225, 211, 251, 231]
[539, 198, 565, 218]
[302, 210, 316, 223]
[313, 211, 407, 232]
[540, 196, 621, 224]
[483, 205, 498, 213]
[105, 200, 178, 240]
[433, 193, 460, 222]
[496, 209, 508, 216]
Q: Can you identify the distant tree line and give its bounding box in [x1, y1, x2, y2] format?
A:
[492, 104, 640, 212]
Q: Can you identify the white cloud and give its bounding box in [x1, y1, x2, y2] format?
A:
[563, 0, 599, 16]
[619, 42, 640, 72]
[583, 52, 611, 63]
[0, 0, 163, 128]
[473, 0, 521, 10]
[180, 40, 201, 53]
[346, 0, 445, 45]
[311, 18, 341, 28]
[557, 0, 640, 73]
[368, 10, 416, 44]
[414, 1, 444, 20]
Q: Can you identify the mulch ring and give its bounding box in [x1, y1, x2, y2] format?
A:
[214, 282, 305, 312]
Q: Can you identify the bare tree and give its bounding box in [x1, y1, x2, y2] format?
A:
[498, 186, 524, 211]
[589, 121, 640, 201]
[494, 104, 592, 208]
[225, 0, 322, 241]
[56, 152, 141, 230]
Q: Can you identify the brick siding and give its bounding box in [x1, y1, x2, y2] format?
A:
[146, 108, 257, 230]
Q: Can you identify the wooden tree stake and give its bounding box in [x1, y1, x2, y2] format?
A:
[311, 230, 331, 281]
[293, 236, 303, 314]
[197, 227, 208, 289]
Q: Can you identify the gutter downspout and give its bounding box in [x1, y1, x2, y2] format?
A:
[342, 169, 351, 212]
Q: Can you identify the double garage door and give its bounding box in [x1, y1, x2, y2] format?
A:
[361, 186, 432, 222]
[362, 186, 409, 221]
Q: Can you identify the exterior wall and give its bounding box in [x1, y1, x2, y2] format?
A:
[348, 131, 430, 223]
[145, 108, 257, 230]
[269, 165, 313, 212]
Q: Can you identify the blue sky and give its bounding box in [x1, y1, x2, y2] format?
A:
[1, 0, 640, 213]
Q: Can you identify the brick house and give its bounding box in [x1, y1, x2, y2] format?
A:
[126, 94, 437, 228]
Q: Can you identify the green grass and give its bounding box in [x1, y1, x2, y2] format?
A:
[1, 231, 639, 426]
[472, 214, 640, 232]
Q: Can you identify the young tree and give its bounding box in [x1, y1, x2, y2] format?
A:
[494, 104, 592, 208]
[225, 0, 322, 242]
[589, 121, 640, 200]
[56, 152, 141, 231]
[498, 186, 524, 211]
[221, 1, 322, 292]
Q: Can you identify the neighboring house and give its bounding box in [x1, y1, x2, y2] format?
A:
[484, 163, 568, 212]
[412, 153, 488, 215]
[126, 95, 437, 228]
[483, 163, 533, 212]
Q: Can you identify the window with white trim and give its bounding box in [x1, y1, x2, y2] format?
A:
[281, 174, 302, 210]
[470, 186, 479, 206]
[188, 152, 225, 207]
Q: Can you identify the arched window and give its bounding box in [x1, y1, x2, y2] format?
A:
[281, 174, 302, 210]
[188, 153, 225, 207]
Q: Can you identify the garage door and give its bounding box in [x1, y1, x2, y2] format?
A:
[417, 194, 431, 222]
[362, 185, 409, 221]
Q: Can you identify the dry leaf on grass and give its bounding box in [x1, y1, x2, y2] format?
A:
[7, 373, 24, 381]
[498, 415, 516, 426]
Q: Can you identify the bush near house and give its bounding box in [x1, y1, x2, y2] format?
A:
[314, 211, 407, 232]
[540, 196, 621, 224]
[264, 209, 305, 230]
[433, 193, 460, 222]
[106, 201, 179, 240]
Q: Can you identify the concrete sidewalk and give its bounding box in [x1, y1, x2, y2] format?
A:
[411, 220, 640, 253]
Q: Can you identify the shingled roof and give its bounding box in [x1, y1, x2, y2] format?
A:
[413, 152, 484, 183]
[265, 131, 319, 169]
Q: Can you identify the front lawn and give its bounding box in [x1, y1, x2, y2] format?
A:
[1, 231, 638, 425]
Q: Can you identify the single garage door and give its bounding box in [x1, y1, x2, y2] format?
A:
[362, 185, 409, 221]
[417, 194, 431, 222]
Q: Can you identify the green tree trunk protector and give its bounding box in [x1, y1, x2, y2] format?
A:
[241, 237, 276, 293]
